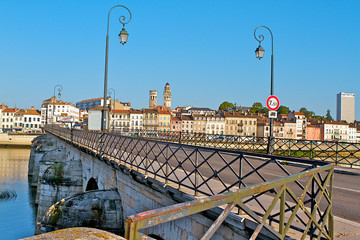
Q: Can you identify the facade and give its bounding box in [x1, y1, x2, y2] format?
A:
[15, 108, 41, 133]
[336, 92, 355, 123]
[288, 111, 307, 139]
[129, 110, 143, 131]
[222, 112, 257, 137]
[170, 117, 182, 132]
[88, 106, 103, 131]
[156, 106, 171, 133]
[143, 109, 158, 131]
[306, 125, 321, 141]
[257, 121, 284, 138]
[192, 114, 207, 134]
[110, 110, 130, 132]
[41, 97, 79, 126]
[348, 126, 357, 143]
[282, 121, 297, 139]
[163, 83, 171, 110]
[320, 121, 350, 141]
[149, 90, 158, 109]
[1, 108, 19, 131]
[205, 114, 225, 135]
[181, 115, 194, 133]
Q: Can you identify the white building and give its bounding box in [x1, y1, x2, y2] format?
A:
[41, 97, 79, 126]
[348, 126, 357, 143]
[205, 114, 225, 135]
[320, 121, 349, 141]
[1, 108, 18, 131]
[336, 92, 355, 123]
[88, 106, 103, 131]
[181, 115, 194, 133]
[287, 111, 307, 139]
[129, 110, 143, 131]
[110, 110, 130, 132]
[15, 108, 42, 133]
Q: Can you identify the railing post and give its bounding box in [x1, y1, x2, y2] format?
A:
[179, 132, 182, 144]
[329, 168, 334, 239]
[194, 149, 199, 197]
[279, 185, 286, 236]
[310, 172, 316, 240]
[335, 141, 339, 165]
[309, 141, 313, 160]
[165, 146, 169, 185]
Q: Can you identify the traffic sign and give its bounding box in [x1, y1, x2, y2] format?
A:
[268, 111, 277, 119]
[266, 95, 280, 111]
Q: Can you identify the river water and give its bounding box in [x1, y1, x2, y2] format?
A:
[0, 148, 37, 240]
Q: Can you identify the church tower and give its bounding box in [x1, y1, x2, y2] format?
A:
[149, 90, 157, 109]
[163, 83, 171, 110]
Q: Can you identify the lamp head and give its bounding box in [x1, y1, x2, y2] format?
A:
[255, 45, 265, 60]
[119, 28, 129, 45]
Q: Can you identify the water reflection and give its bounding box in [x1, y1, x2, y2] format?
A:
[0, 148, 37, 240]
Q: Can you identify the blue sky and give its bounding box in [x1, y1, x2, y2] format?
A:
[1, 0, 359, 120]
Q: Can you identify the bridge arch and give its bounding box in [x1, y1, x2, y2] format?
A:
[85, 177, 99, 191]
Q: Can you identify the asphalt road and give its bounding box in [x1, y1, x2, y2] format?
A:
[108, 136, 360, 223]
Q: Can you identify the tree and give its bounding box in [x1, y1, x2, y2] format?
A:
[300, 107, 315, 118]
[277, 105, 290, 115]
[249, 102, 263, 114]
[219, 101, 234, 110]
[326, 109, 333, 121]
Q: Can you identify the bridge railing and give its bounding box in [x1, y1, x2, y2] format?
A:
[45, 125, 334, 239]
[113, 129, 359, 168]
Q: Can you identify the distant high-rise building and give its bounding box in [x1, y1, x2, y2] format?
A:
[336, 92, 355, 123]
[149, 90, 158, 109]
[163, 83, 171, 110]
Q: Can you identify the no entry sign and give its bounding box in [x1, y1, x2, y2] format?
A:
[266, 95, 280, 111]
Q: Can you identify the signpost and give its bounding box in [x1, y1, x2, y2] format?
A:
[266, 95, 280, 111]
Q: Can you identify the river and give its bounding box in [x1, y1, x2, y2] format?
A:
[0, 148, 37, 240]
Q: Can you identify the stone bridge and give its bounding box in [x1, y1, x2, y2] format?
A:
[28, 126, 334, 240]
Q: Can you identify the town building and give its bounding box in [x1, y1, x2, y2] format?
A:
[129, 110, 143, 131]
[181, 115, 194, 133]
[156, 106, 171, 133]
[257, 121, 284, 138]
[222, 112, 257, 136]
[205, 114, 225, 135]
[192, 114, 207, 134]
[143, 109, 158, 131]
[320, 121, 350, 141]
[170, 116, 182, 132]
[187, 107, 216, 116]
[282, 121, 297, 139]
[1, 108, 19, 132]
[306, 124, 321, 141]
[287, 111, 307, 139]
[41, 97, 80, 127]
[88, 106, 103, 131]
[110, 110, 130, 132]
[336, 92, 355, 123]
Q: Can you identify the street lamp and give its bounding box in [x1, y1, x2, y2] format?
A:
[254, 26, 275, 153]
[101, 5, 132, 131]
[52, 85, 63, 125]
[107, 88, 116, 131]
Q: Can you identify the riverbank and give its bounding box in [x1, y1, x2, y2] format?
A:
[0, 133, 43, 147]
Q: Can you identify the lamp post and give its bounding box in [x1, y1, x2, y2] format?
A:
[52, 85, 63, 125]
[254, 26, 275, 154]
[107, 88, 116, 131]
[101, 5, 132, 131]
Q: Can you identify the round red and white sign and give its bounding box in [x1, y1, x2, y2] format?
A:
[266, 95, 280, 111]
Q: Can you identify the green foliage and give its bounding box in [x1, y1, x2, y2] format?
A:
[277, 105, 290, 115]
[326, 109, 333, 121]
[51, 162, 64, 184]
[249, 102, 263, 114]
[49, 199, 65, 225]
[300, 107, 315, 118]
[218, 101, 234, 110]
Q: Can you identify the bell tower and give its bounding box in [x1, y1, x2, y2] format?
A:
[163, 83, 171, 110]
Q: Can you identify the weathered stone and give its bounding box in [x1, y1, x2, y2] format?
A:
[38, 188, 124, 236]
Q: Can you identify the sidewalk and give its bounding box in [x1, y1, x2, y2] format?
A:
[334, 165, 360, 176]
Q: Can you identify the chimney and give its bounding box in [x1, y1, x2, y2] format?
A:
[31, 106, 35, 110]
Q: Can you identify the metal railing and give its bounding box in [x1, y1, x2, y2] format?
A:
[113, 130, 359, 168]
[45, 126, 334, 239]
